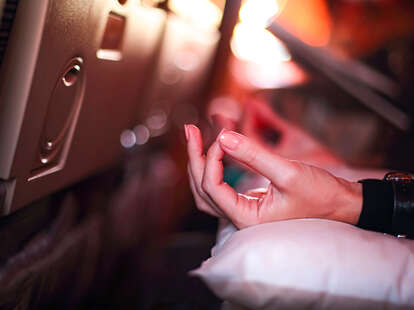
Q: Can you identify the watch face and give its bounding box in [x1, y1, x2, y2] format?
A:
[384, 172, 413, 182]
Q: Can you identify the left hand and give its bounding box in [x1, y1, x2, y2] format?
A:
[185, 124, 362, 229]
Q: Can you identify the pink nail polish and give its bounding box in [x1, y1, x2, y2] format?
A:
[219, 131, 242, 150]
[184, 125, 189, 141]
[216, 128, 226, 141]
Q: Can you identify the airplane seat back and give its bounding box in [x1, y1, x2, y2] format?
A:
[0, 0, 168, 214]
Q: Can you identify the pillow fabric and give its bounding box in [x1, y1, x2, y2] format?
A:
[192, 219, 414, 310]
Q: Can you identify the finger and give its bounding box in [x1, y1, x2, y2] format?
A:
[188, 166, 220, 217]
[185, 124, 206, 186]
[202, 141, 240, 219]
[218, 130, 298, 188]
[185, 125, 228, 218]
[188, 164, 226, 218]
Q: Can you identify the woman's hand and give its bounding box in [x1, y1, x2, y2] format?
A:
[185, 124, 362, 229]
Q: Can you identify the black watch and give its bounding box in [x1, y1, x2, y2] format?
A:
[384, 172, 414, 238]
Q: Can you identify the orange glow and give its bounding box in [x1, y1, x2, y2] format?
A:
[168, 0, 223, 30]
[231, 0, 291, 65]
[231, 57, 306, 89]
[277, 0, 331, 46]
[230, 0, 313, 89]
[231, 23, 291, 64]
[239, 0, 281, 27]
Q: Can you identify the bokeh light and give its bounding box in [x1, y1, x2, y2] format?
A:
[168, 0, 223, 30]
[231, 23, 291, 65]
[120, 130, 136, 148]
[239, 0, 280, 28]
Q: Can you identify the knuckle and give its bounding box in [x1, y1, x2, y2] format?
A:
[200, 191, 210, 202]
[193, 178, 205, 196]
[199, 190, 209, 202]
[282, 164, 300, 187]
[201, 178, 212, 194]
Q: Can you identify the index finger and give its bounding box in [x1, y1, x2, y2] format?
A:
[218, 130, 298, 188]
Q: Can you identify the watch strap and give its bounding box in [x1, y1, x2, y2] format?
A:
[357, 179, 394, 235]
[389, 180, 414, 237]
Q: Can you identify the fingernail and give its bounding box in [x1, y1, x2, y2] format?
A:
[219, 131, 242, 150]
[216, 128, 226, 141]
[184, 124, 190, 141]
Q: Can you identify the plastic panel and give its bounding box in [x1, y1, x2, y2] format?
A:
[0, 0, 167, 212]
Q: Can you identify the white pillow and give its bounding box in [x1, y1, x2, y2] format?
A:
[192, 219, 414, 310]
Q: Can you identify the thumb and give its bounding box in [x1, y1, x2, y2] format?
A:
[218, 130, 297, 188]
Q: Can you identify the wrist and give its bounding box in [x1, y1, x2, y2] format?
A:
[331, 179, 363, 225]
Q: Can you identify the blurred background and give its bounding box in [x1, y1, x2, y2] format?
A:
[0, 0, 414, 308]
